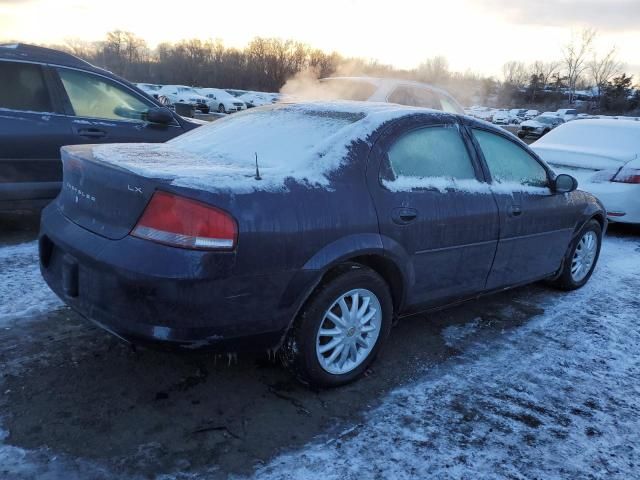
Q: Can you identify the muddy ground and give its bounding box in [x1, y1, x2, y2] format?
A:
[0, 212, 637, 479]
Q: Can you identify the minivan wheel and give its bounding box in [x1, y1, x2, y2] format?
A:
[218, 103, 226, 113]
[280, 265, 393, 387]
[548, 220, 602, 291]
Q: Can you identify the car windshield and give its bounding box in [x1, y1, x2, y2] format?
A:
[178, 87, 198, 94]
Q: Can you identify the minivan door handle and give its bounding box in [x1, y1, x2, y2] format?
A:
[392, 207, 418, 225]
[75, 128, 107, 138]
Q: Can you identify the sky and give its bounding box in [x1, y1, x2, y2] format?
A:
[1, 0, 639, 77]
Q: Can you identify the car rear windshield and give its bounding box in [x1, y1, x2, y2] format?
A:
[169, 104, 365, 169]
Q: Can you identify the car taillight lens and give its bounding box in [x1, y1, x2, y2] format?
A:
[132, 191, 237, 250]
[612, 168, 640, 184]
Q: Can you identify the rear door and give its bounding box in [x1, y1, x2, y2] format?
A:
[0, 60, 72, 207]
[367, 115, 500, 309]
[53, 67, 184, 144]
[469, 126, 580, 289]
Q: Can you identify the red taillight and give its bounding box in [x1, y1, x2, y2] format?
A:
[132, 191, 237, 250]
[612, 168, 640, 184]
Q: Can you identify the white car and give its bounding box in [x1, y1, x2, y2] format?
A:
[157, 85, 210, 112]
[532, 119, 640, 224]
[197, 88, 247, 113]
[238, 91, 280, 108]
[524, 109, 540, 120]
[296, 77, 465, 114]
[556, 108, 578, 122]
[136, 83, 162, 99]
[492, 110, 512, 125]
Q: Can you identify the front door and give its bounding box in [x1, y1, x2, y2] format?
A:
[469, 126, 581, 289]
[367, 116, 500, 309]
[53, 67, 184, 145]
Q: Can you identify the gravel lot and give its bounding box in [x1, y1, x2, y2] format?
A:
[1, 213, 638, 479]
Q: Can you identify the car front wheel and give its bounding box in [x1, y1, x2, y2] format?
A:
[280, 264, 393, 387]
[218, 103, 226, 113]
[548, 219, 602, 290]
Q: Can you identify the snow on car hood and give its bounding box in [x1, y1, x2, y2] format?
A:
[92, 102, 439, 193]
[532, 144, 636, 171]
[532, 119, 640, 171]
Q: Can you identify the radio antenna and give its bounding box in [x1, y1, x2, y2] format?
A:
[254, 152, 262, 180]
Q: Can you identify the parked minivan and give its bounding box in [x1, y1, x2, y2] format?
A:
[0, 44, 201, 211]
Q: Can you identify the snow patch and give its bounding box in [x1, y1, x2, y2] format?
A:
[0, 241, 62, 326]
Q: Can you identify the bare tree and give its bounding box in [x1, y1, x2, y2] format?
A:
[416, 56, 450, 85]
[562, 28, 596, 103]
[589, 47, 623, 104]
[502, 61, 528, 88]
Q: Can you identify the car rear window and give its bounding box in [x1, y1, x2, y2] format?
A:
[0, 61, 53, 113]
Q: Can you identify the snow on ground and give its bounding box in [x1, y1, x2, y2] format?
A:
[0, 235, 638, 479]
[0, 241, 62, 327]
[248, 236, 640, 480]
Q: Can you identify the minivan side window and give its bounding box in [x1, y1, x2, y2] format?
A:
[473, 129, 549, 187]
[0, 61, 53, 113]
[57, 68, 153, 122]
[384, 126, 476, 183]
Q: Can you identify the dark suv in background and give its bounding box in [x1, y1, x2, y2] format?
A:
[0, 44, 200, 211]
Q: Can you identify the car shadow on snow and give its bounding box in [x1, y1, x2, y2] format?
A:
[1, 283, 548, 479]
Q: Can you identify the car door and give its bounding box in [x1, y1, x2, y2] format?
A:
[468, 126, 581, 289]
[0, 60, 73, 206]
[53, 67, 184, 144]
[367, 115, 500, 309]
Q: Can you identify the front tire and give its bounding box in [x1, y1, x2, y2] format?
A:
[548, 220, 602, 290]
[280, 264, 393, 387]
[218, 103, 226, 113]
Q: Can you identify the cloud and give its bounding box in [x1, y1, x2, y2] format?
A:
[473, 0, 640, 31]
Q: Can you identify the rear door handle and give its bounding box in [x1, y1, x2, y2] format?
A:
[76, 128, 107, 138]
[392, 207, 418, 225]
[509, 205, 523, 217]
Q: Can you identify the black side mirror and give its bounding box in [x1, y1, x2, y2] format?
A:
[554, 173, 578, 193]
[146, 107, 174, 125]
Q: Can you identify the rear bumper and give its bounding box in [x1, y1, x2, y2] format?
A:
[580, 182, 640, 224]
[39, 204, 299, 351]
[0, 181, 60, 211]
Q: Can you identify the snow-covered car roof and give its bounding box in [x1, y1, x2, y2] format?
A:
[90, 101, 447, 193]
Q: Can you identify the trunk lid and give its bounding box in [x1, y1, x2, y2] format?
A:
[59, 145, 170, 240]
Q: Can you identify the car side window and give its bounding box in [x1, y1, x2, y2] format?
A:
[57, 68, 153, 122]
[388, 86, 440, 110]
[0, 61, 53, 113]
[472, 129, 549, 187]
[384, 126, 477, 185]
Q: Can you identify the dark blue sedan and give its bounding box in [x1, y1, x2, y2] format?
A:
[0, 44, 200, 211]
[39, 102, 606, 386]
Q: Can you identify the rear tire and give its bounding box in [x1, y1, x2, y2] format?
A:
[548, 220, 602, 291]
[218, 103, 226, 113]
[280, 264, 393, 387]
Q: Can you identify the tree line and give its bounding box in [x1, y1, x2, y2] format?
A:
[51, 29, 639, 114]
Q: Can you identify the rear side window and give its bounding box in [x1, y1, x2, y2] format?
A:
[57, 68, 152, 121]
[0, 61, 53, 113]
[385, 126, 476, 182]
[473, 129, 548, 187]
